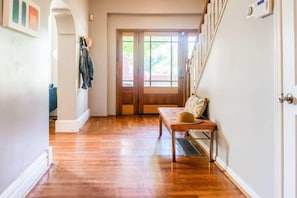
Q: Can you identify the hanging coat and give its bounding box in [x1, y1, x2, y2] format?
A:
[79, 46, 94, 89]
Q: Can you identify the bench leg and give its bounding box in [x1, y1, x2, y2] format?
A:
[159, 116, 163, 138]
[209, 130, 215, 162]
[171, 130, 176, 162]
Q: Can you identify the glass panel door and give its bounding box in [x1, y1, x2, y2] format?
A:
[117, 30, 197, 115]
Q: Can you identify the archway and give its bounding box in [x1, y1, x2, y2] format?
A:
[50, 0, 78, 132]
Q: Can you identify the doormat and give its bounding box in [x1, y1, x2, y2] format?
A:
[176, 138, 202, 156]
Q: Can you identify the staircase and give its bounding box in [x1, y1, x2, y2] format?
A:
[187, 0, 228, 94]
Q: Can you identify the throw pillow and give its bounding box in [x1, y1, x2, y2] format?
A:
[184, 95, 208, 118]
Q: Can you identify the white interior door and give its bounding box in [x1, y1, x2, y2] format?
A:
[281, 0, 297, 197]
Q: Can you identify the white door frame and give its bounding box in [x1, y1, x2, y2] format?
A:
[274, 0, 284, 197]
[274, 0, 296, 197]
[273, 0, 283, 194]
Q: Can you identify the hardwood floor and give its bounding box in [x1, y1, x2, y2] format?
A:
[27, 116, 246, 198]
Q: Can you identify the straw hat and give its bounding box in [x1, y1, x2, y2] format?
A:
[176, 111, 202, 124]
[85, 36, 92, 47]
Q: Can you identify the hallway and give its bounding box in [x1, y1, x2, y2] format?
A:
[27, 116, 245, 197]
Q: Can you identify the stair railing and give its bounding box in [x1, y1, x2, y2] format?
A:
[188, 0, 228, 94]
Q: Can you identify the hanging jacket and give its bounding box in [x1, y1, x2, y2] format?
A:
[79, 46, 94, 89]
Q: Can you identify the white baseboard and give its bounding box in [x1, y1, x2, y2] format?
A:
[195, 139, 260, 198]
[215, 157, 260, 198]
[55, 108, 90, 132]
[77, 109, 90, 130]
[0, 147, 52, 198]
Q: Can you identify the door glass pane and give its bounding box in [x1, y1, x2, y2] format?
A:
[151, 42, 171, 81]
[122, 34, 134, 87]
[144, 34, 178, 87]
[144, 41, 150, 82]
[172, 41, 178, 84]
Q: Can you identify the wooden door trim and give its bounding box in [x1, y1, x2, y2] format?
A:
[116, 30, 122, 115]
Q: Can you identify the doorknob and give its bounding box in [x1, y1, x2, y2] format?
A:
[279, 93, 293, 104]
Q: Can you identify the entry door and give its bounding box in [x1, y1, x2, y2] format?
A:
[117, 31, 195, 115]
[280, 0, 297, 197]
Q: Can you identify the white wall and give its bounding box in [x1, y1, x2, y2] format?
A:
[66, 0, 90, 122]
[64, 0, 89, 119]
[197, 1, 274, 197]
[89, 0, 207, 116]
[0, 0, 51, 193]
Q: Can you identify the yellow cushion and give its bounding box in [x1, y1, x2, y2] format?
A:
[184, 95, 208, 118]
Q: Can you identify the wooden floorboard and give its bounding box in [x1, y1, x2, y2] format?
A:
[26, 116, 246, 198]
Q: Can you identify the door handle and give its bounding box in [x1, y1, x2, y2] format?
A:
[279, 93, 293, 104]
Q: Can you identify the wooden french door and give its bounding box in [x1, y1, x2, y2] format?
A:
[117, 30, 195, 115]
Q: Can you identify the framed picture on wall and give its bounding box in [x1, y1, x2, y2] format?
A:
[2, 0, 40, 37]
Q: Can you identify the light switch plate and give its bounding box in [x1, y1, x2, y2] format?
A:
[245, 0, 273, 19]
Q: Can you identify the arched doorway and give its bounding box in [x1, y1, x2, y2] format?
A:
[50, 0, 81, 132]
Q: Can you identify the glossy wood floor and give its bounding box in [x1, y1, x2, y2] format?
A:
[27, 116, 246, 198]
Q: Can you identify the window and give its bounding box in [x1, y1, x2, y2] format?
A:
[122, 33, 134, 87]
[144, 33, 178, 87]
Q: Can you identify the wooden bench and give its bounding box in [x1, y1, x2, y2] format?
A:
[158, 107, 217, 162]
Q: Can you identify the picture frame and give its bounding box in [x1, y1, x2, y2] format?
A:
[2, 0, 40, 37]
